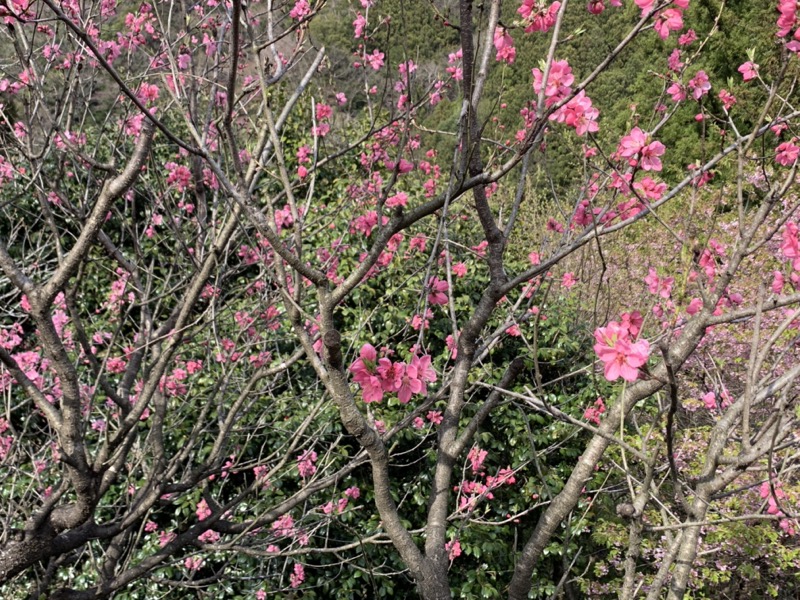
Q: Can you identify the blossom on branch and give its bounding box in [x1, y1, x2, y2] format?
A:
[593, 321, 650, 382]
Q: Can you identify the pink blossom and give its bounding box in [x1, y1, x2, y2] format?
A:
[772, 123, 789, 136]
[289, 0, 311, 20]
[445, 539, 462, 560]
[377, 357, 402, 392]
[468, 447, 487, 474]
[701, 392, 716, 409]
[775, 140, 800, 166]
[427, 410, 443, 425]
[644, 268, 673, 299]
[365, 49, 384, 70]
[452, 262, 467, 277]
[583, 397, 606, 424]
[654, 8, 684, 40]
[779, 518, 796, 535]
[297, 450, 317, 478]
[561, 272, 577, 289]
[353, 13, 366, 38]
[782, 223, 800, 270]
[620, 311, 643, 338]
[688, 70, 711, 100]
[289, 563, 305, 588]
[136, 82, 159, 104]
[772, 271, 785, 294]
[196, 499, 212, 520]
[386, 191, 408, 208]
[493, 27, 516, 64]
[777, 0, 797, 37]
[518, 1, 560, 33]
[490, 467, 517, 487]
[633, 176, 667, 200]
[253, 465, 270, 487]
[315, 103, 332, 121]
[350, 344, 384, 402]
[471, 240, 489, 257]
[296, 145, 312, 164]
[593, 322, 650, 382]
[668, 49, 683, 72]
[532, 59, 573, 106]
[312, 122, 330, 137]
[556, 90, 599, 136]
[738, 61, 758, 82]
[165, 162, 193, 192]
[395, 363, 423, 403]
[616, 128, 665, 171]
[678, 29, 697, 45]
[184, 556, 203, 570]
[698, 249, 717, 282]
[640, 141, 666, 172]
[272, 514, 295, 537]
[410, 313, 430, 331]
[445, 335, 458, 359]
[411, 354, 437, 389]
[393, 158, 414, 174]
[427, 277, 449, 305]
[198, 529, 220, 543]
[587, 0, 605, 15]
[718, 89, 736, 110]
[445, 50, 463, 80]
[618, 127, 647, 158]
[666, 81, 686, 102]
[408, 235, 426, 253]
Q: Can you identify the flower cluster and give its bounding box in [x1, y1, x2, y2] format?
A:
[777, 0, 800, 51]
[532, 59, 573, 108]
[427, 277, 449, 305]
[518, 0, 560, 33]
[445, 538, 462, 560]
[775, 139, 799, 166]
[781, 222, 800, 271]
[289, 563, 305, 588]
[644, 268, 674, 299]
[758, 480, 798, 535]
[493, 27, 516, 64]
[583, 397, 606, 425]
[593, 313, 650, 382]
[321, 486, 361, 516]
[738, 61, 758, 81]
[617, 127, 666, 172]
[531, 60, 600, 136]
[456, 467, 517, 513]
[296, 450, 317, 478]
[636, 0, 689, 40]
[349, 344, 437, 404]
